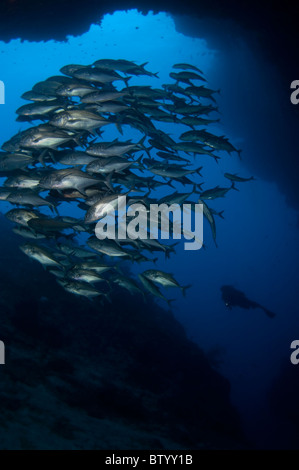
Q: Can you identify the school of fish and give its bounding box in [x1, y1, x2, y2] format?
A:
[0, 59, 253, 304]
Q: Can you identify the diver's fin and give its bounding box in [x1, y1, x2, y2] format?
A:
[263, 307, 276, 319]
[181, 284, 192, 297]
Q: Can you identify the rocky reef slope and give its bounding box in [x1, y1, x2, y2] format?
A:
[0, 215, 244, 449]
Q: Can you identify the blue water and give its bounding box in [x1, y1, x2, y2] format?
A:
[0, 10, 298, 449]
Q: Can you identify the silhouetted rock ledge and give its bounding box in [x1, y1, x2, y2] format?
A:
[0, 0, 297, 81]
[0, 0, 294, 48]
[0, 216, 245, 449]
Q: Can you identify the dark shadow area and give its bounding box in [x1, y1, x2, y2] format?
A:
[0, 214, 245, 449]
[173, 14, 299, 212]
[266, 359, 299, 449]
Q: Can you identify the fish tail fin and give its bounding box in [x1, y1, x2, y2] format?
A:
[123, 76, 131, 87]
[181, 284, 192, 297]
[196, 166, 203, 177]
[96, 128, 104, 138]
[49, 151, 57, 163]
[89, 129, 99, 137]
[218, 210, 225, 219]
[73, 131, 86, 147]
[196, 182, 204, 192]
[37, 149, 48, 167]
[167, 180, 175, 189]
[231, 182, 239, 191]
[135, 153, 144, 165]
[114, 121, 124, 135]
[64, 232, 77, 241]
[138, 135, 146, 147]
[193, 183, 203, 193]
[139, 137, 152, 157]
[169, 241, 179, 255]
[164, 242, 177, 259]
[51, 204, 59, 216]
[153, 72, 159, 78]
[104, 172, 114, 192]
